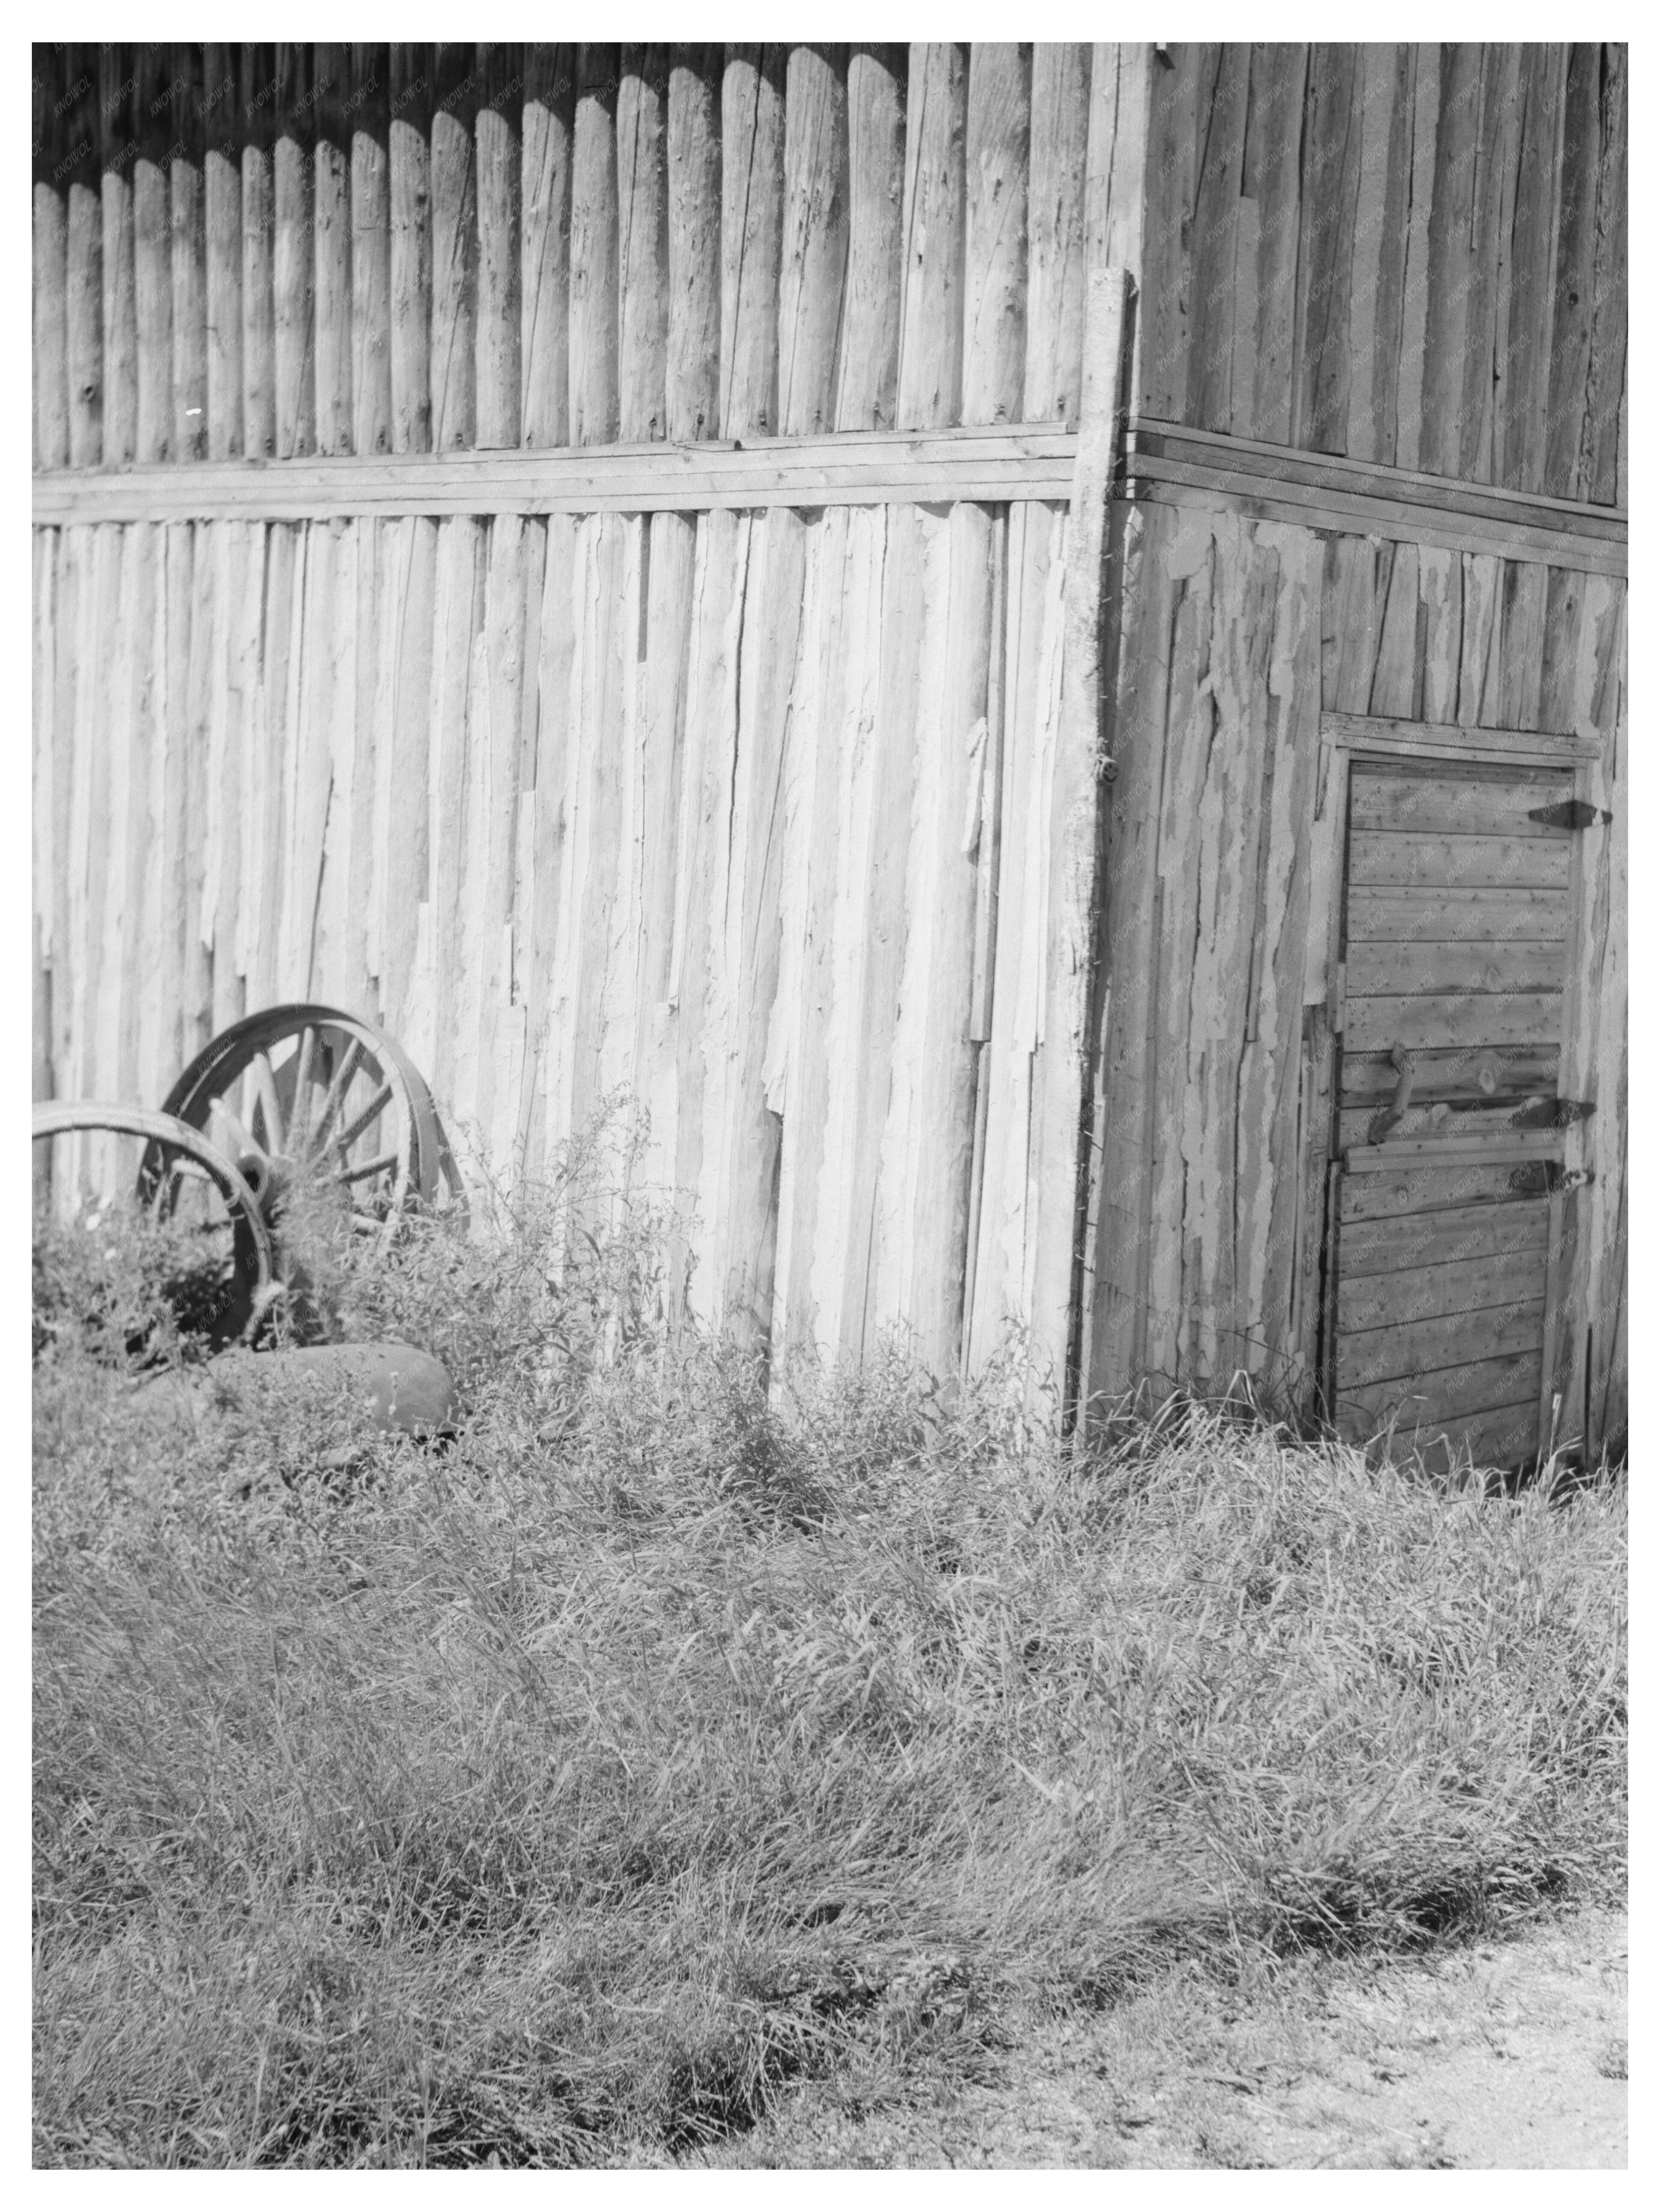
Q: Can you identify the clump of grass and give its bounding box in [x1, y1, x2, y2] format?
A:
[33, 1170, 1626, 2168]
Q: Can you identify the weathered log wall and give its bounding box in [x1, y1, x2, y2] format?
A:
[31, 41, 1145, 1393]
[32, 42, 1626, 1445]
[1086, 505, 1626, 1448]
[32, 42, 1146, 469]
[1137, 44, 1627, 503]
[30, 498, 1093, 1382]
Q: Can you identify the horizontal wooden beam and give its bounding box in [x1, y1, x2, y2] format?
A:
[1322, 712, 1604, 767]
[30, 426, 1081, 522]
[1123, 422, 1626, 576]
[30, 417, 1632, 569]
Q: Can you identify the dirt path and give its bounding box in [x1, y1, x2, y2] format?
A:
[704, 1907, 1627, 2169]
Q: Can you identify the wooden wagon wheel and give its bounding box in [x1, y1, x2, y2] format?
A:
[152, 1004, 462, 1255]
[33, 1102, 277, 1353]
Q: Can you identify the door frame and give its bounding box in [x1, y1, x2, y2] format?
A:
[1302, 711, 1604, 1452]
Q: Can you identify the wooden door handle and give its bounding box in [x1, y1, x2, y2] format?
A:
[1366, 1043, 1417, 1144]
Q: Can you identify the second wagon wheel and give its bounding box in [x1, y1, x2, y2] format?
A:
[33, 1102, 277, 1357]
[153, 1005, 459, 1255]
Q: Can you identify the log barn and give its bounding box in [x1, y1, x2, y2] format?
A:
[31, 43, 1627, 1466]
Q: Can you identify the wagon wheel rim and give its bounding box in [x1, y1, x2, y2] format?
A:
[155, 1004, 459, 1255]
[33, 1102, 276, 1351]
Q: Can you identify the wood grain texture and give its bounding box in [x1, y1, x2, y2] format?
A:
[100, 50, 139, 467]
[617, 49, 668, 442]
[476, 46, 523, 449]
[1498, 46, 1566, 492]
[845, 502, 927, 1355]
[204, 48, 243, 459]
[1242, 44, 1307, 447]
[1137, 44, 1207, 423]
[670, 510, 752, 1321]
[1346, 46, 1413, 466]
[778, 45, 849, 437]
[61, 55, 102, 469]
[1337, 1351, 1542, 1437]
[570, 46, 619, 446]
[274, 45, 316, 458]
[312, 46, 354, 455]
[1394, 45, 1439, 471]
[1550, 571, 1624, 1451]
[351, 48, 392, 457]
[169, 46, 209, 463]
[238, 47, 277, 462]
[629, 509, 695, 1202]
[1294, 44, 1362, 456]
[1339, 1299, 1543, 1391]
[1420, 45, 1483, 483]
[961, 44, 1028, 427]
[665, 45, 722, 443]
[34, 182, 69, 470]
[870, 498, 990, 1378]
[522, 45, 574, 448]
[720, 44, 786, 437]
[896, 42, 967, 430]
[713, 509, 806, 1352]
[1089, 500, 1171, 1389]
[1458, 45, 1522, 486]
[1023, 44, 1088, 425]
[34, 427, 1083, 527]
[1580, 46, 1626, 506]
[430, 46, 478, 451]
[1341, 1198, 1547, 1278]
[1028, 271, 1127, 1405]
[837, 46, 905, 430]
[389, 47, 433, 454]
[769, 511, 851, 1365]
[1185, 44, 1246, 437]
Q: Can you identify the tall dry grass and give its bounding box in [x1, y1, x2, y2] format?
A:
[33, 1168, 1627, 2167]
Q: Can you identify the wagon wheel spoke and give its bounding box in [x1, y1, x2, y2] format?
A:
[209, 1097, 265, 1174]
[288, 1024, 319, 1153]
[158, 1003, 464, 1303]
[305, 1037, 366, 1162]
[332, 1083, 395, 1162]
[338, 1148, 401, 1186]
[248, 1050, 287, 1157]
[148, 1154, 213, 1220]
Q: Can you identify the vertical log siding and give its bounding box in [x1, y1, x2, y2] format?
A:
[31, 43, 1625, 1456]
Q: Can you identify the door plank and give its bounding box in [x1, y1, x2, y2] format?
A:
[1344, 1398, 1540, 1469]
[1338, 1248, 1548, 1333]
[1339, 1043, 1559, 1104]
[1347, 832, 1571, 891]
[1345, 886, 1570, 947]
[1340, 1196, 1549, 1277]
[1337, 1349, 1543, 1433]
[1337, 1299, 1543, 1389]
[1346, 940, 1566, 996]
[1339, 1161, 1547, 1221]
[1337, 1099, 1565, 1150]
[1346, 886, 1569, 943]
[1345, 991, 1563, 1052]
[1350, 771, 1574, 839]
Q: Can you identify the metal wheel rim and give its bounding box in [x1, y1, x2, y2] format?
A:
[156, 1005, 452, 1254]
[33, 1101, 277, 1345]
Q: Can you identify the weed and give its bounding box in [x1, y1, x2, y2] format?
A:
[33, 1147, 1627, 2167]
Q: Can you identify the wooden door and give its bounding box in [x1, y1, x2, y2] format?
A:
[1327, 756, 1588, 1469]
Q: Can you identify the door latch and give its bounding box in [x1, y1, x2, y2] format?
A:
[1508, 1162, 1595, 1197]
[1367, 1043, 1417, 1144]
[1527, 798, 1612, 830]
[1509, 1096, 1596, 1132]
